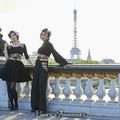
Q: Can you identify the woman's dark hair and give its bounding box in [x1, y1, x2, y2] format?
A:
[8, 30, 19, 40]
[40, 28, 51, 38]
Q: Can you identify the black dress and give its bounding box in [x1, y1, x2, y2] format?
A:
[31, 41, 68, 113]
[0, 44, 31, 82]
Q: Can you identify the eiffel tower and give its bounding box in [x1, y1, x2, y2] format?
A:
[70, 9, 81, 60]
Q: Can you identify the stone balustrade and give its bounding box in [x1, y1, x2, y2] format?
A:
[1, 64, 120, 116]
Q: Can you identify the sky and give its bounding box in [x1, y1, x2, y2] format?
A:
[0, 0, 120, 62]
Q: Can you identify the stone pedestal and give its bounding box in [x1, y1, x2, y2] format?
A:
[0, 79, 8, 108]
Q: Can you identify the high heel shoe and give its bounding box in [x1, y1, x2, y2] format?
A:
[9, 102, 15, 111]
[35, 110, 42, 118]
[10, 106, 14, 111]
[14, 102, 18, 110]
[10, 104, 14, 111]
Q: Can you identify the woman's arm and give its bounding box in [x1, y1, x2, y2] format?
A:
[27, 58, 34, 66]
[23, 44, 33, 66]
[4, 43, 9, 60]
[50, 43, 68, 67]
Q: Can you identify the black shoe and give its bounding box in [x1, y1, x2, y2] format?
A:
[41, 111, 47, 114]
[9, 102, 14, 111]
[38, 111, 47, 116]
[10, 106, 15, 111]
[14, 103, 18, 110]
[14, 106, 18, 110]
[35, 110, 42, 117]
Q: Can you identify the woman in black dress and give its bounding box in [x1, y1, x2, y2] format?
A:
[31, 28, 69, 115]
[1, 30, 33, 111]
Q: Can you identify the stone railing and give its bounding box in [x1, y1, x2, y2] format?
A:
[1, 64, 120, 116]
[46, 64, 120, 116]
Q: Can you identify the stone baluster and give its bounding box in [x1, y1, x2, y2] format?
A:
[73, 78, 83, 101]
[85, 78, 94, 101]
[23, 81, 31, 98]
[108, 78, 117, 103]
[46, 78, 52, 100]
[53, 77, 62, 100]
[96, 78, 106, 102]
[63, 78, 72, 100]
[16, 83, 23, 97]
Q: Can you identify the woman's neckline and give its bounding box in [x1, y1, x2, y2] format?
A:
[43, 41, 49, 45]
[10, 43, 21, 48]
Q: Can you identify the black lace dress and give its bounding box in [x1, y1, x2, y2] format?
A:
[31, 41, 68, 113]
[0, 44, 31, 82]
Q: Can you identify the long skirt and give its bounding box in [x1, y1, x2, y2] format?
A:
[0, 60, 31, 82]
[31, 60, 48, 112]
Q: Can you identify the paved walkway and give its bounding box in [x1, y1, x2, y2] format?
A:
[0, 110, 35, 120]
[0, 109, 90, 120]
[1, 109, 120, 120]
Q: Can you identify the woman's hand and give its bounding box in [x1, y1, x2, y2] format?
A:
[27, 58, 34, 67]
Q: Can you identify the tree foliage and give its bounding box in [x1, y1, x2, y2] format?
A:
[48, 59, 98, 64]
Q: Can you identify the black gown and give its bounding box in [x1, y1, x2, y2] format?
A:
[31, 41, 68, 113]
[0, 44, 31, 82]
